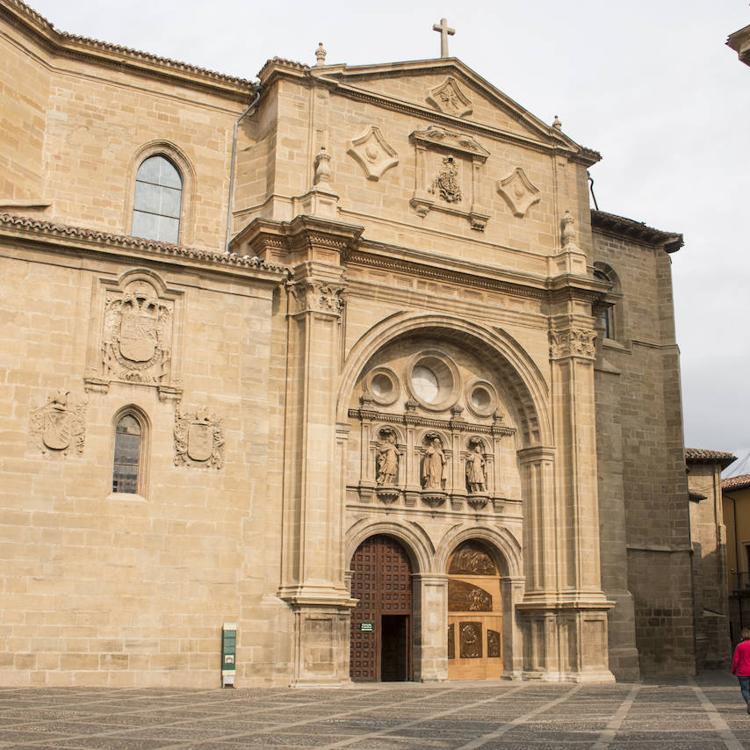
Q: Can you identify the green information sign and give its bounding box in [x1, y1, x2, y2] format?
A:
[360, 621, 374, 632]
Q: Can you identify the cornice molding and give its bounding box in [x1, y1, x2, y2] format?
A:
[0, 213, 288, 282]
[0, 0, 254, 101]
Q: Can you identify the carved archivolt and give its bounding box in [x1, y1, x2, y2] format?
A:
[496, 167, 540, 218]
[548, 328, 597, 360]
[85, 270, 183, 401]
[347, 126, 399, 181]
[174, 406, 224, 469]
[29, 390, 86, 456]
[426, 76, 473, 118]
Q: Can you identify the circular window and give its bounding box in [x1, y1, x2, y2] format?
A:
[466, 379, 497, 417]
[408, 352, 459, 411]
[412, 365, 440, 403]
[365, 367, 400, 406]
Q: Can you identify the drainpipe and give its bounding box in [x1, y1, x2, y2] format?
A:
[729, 493, 743, 635]
[224, 85, 262, 253]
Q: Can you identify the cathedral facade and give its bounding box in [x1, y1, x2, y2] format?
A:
[0, 0, 708, 687]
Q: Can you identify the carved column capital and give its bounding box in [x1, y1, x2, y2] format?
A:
[548, 327, 597, 360]
[288, 278, 345, 317]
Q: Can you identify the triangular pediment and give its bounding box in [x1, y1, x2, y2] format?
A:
[313, 58, 593, 160]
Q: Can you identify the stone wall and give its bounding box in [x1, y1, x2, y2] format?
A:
[593, 228, 695, 677]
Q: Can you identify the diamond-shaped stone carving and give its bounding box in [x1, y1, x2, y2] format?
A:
[347, 125, 399, 181]
[496, 167, 541, 217]
[426, 76, 472, 118]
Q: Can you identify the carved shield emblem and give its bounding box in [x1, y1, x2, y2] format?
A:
[187, 421, 213, 462]
[119, 310, 157, 362]
[42, 410, 70, 451]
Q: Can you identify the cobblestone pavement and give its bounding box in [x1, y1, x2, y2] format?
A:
[1, 672, 749, 749]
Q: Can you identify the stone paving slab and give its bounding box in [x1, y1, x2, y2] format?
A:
[1, 672, 750, 749]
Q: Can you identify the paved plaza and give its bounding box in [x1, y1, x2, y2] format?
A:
[1, 673, 749, 750]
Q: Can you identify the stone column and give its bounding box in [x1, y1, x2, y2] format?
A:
[413, 574, 448, 682]
[502, 577, 525, 679]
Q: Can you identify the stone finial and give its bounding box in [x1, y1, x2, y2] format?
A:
[313, 146, 332, 184]
[315, 42, 327, 66]
[552, 115, 562, 130]
[561, 209, 577, 248]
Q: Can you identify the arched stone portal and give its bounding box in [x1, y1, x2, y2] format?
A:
[349, 534, 414, 681]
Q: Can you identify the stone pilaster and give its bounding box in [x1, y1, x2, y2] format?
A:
[412, 574, 448, 682]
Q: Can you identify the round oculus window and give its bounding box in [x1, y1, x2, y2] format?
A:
[371, 372, 394, 399]
[412, 365, 440, 403]
[470, 386, 492, 411]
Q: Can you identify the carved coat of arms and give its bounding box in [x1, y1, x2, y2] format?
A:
[102, 281, 172, 385]
[30, 390, 86, 455]
[174, 407, 224, 468]
[430, 156, 462, 204]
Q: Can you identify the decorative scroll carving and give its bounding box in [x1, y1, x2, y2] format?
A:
[487, 629, 501, 658]
[430, 156, 462, 204]
[448, 580, 492, 612]
[459, 622, 482, 659]
[376, 428, 399, 486]
[496, 167, 540, 218]
[86, 272, 182, 400]
[102, 280, 171, 384]
[409, 126, 490, 231]
[426, 76, 472, 118]
[449, 541, 497, 575]
[348, 408, 516, 438]
[174, 407, 224, 469]
[447, 623, 455, 660]
[548, 328, 597, 360]
[30, 390, 86, 456]
[288, 279, 345, 316]
[347, 126, 399, 181]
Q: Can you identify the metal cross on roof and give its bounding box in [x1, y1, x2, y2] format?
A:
[432, 18, 455, 58]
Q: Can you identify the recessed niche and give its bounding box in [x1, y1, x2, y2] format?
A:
[466, 379, 497, 417]
[365, 367, 400, 406]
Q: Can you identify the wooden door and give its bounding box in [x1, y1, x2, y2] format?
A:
[447, 540, 503, 680]
[350, 535, 413, 681]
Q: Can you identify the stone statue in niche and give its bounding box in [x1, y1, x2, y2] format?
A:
[376, 429, 399, 486]
[421, 435, 446, 490]
[30, 390, 86, 456]
[465, 443, 487, 493]
[429, 156, 462, 204]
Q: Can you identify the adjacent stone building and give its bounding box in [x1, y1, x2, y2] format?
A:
[0, 0, 718, 686]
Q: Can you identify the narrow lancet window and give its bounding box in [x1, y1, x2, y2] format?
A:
[132, 155, 182, 243]
[113, 414, 142, 493]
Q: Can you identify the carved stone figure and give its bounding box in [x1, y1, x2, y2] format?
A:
[421, 436, 446, 490]
[376, 430, 399, 486]
[465, 444, 487, 493]
[426, 76, 472, 118]
[30, 390, 86, 456]
[314, 42, 326, 66]
[174, 407, 224, 469]
[430, 156, 462, 203]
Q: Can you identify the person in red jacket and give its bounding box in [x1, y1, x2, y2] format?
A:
[731, 628, 750, 712]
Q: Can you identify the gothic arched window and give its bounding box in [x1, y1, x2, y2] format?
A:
[132, 155, 183, 243]
[112, 411, 145, 494]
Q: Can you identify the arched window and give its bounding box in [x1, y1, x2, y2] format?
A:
[132, 155, 182, 243]
[593, 269, 615, 339]
[112, 412, 144, 494]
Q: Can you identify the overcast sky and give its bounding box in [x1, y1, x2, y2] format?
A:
[29, 0, 750, 456]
